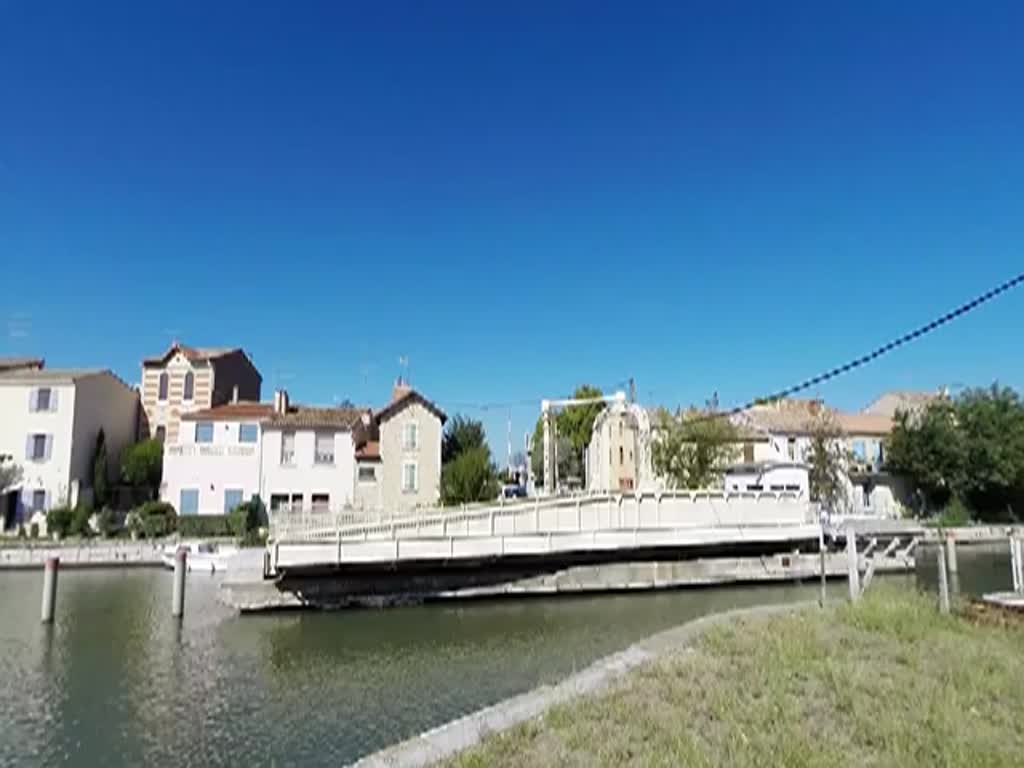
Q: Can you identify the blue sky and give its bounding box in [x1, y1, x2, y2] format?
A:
[1, 2, 1022, 455]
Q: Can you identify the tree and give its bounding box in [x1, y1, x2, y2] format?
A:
[806, 408, 850, 513]
[442, 415, 488, 464]
[120, 439, 163, 499]
[955, 385, 1024, 519]
[650, 404, 741, 489]
[92, 429, 109, 510]
[885, 400, 964, 511]
[0, 454, 22, 496]
[441, 446, 500, 505]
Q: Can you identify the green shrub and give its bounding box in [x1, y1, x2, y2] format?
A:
[16, 524, 26, 539]
[228, 498, 266, 538]
[97, 509, 118, 537]
[934, 497, 972, 528]
[46, 506, 74, 538]
[71, 504, 94, 537]
[133, 501, 177, 539]
[177, 515, 233, 538]
[29, 522, 39, 539]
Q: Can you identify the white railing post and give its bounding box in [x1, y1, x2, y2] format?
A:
[489, 510, 495, 536]
[576, 499, 582, 532]
[534, 498, 540, 533]
[846, 528, 860, 601]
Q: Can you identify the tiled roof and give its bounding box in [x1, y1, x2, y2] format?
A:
[375, 389, 447, 424]
[143, 343, 241, 366]
[0, 368, 106, 384]
[0, 357, 44, 372]
[265, 405, 367, 431]
[835, 412, 894, 436]
[181, 402, 274, 422]
[355, 440, 381, 460]
[862, 390, 942, 419]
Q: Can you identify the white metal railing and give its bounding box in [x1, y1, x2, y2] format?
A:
[269, 491, 816, 546]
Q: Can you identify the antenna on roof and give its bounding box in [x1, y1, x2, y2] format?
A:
[398, 355, 410, 385]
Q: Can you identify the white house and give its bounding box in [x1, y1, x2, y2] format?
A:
[724, 461, 809, 495]
[0, 368, 139, 530]
[161, 401, 271, 516]
[259, 390, 367, 515]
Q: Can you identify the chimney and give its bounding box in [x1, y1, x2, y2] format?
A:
[391, 376, 412, 402]
[232, 385, 239, 404]
[273, 389, 289, 415]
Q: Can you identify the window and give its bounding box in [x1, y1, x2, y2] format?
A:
[158, 372, 169, 401]
[852, 440, 866, 461]
[238, 423, 258, 443]
[784, 484, 801, 492]
[28, 434, 49, 461]
[402, 422, 419, 450]
[770, 484, 785, 492]
[746, 484, 764, 492]
[31, 490, 47, 512]
[281, 432, 295, 465]
[619, 446, 624, 466]
[743, 443, 755, 463]
[619, 420, 624, 436]
[195, 422, 214, 443]
[290, 493, 304, 511]
[787, 437, 797, 461]
[183, 371, 194, 401]
[315, 433, 335, 464]
[179, 489, 199, 515]
[224, 489, 244, 513]
[35, 387, 52, 412]
[155, 426, 166, 444]
[402, 461, 418, 493]
[358, 465, 377, 482]
[311, 493, 329, 511]
[270, 493, 289, 512]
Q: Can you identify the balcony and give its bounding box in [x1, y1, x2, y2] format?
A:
[167, 444, 257, 459]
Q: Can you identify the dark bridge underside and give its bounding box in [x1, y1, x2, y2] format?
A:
[272, 537, 821, 607]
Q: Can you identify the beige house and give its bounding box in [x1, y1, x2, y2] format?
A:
[353, 381, 446, 513]
[140, 343, 261, 445]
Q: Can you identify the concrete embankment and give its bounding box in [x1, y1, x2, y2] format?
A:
[350, 600, 814, 768]
[220, 551, 912, 612]
[0, 541, 164, 569]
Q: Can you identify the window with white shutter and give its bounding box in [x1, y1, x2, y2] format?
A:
[401, 461, 418, 493]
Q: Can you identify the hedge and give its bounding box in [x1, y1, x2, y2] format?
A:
[177, 514, 234, 538]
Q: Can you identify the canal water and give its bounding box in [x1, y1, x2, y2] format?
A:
[0, 547, 1012, 767]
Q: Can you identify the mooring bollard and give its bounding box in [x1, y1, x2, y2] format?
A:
[945, 534, 959, 575]
[846, 530, 860, 602]
[172, 548, 187, 618]
[41, 557, 59, 624]
[937, 541, 951, 614]
[1011, 535, 1023, 593]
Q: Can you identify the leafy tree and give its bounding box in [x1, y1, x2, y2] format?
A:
[442, 415, 488, 464]
[441, 446, 500, 505]
[885, 400, 964, 511]
[806, 408, 850, 512]
[120, 439, 163, 499]
[650, 404, 741, 489]
[0, 453, 22, 496]
[92, 429, 109, 509]
[46, 506, 74, 538]
[955, 385, 1024, 518]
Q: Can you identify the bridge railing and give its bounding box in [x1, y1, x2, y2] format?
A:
[269, 491, 816, 545]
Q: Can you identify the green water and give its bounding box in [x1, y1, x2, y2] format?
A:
[0, 547, 1010, 766]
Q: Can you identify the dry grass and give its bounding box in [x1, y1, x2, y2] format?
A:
[446, 587, 1024, 768]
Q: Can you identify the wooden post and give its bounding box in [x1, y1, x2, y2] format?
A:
[41, 557, 59, 624]
[846, 530, 860, 601]
[172, 548, 187, 618]
[818, 524, 827, 608]
[937, 542, 950, 614]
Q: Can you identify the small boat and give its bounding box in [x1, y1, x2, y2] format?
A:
[162, 541, 239, 572]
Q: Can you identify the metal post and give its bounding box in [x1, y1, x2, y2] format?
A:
[936, 541, 950, 615]
[846, 530, 860, 601]
[172, 548, 187, 618]
[41, 557, 59, 624]
[1011, 535, 1022, 593]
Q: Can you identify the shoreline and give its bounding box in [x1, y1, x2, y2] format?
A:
[350, 600, 815, 768]
[0, 540, 165, 569]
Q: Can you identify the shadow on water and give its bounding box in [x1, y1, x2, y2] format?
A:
[0, 550, 1007, 767]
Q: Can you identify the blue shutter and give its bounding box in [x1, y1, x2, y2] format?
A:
[224, 489, 244, 513]
[49, 389, 59, 412]
[28, 390, 37, 412]
[44, 436, 53, 460]
[25, 435, 33, 460]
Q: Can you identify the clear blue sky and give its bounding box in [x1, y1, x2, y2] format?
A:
[2, 2, 1022, 455]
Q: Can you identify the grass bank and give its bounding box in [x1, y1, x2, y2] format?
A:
[448, 588, 1024, 767]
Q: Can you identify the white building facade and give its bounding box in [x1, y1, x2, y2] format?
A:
[0, 369, 139, 530]
[161, 402, 270, 516]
